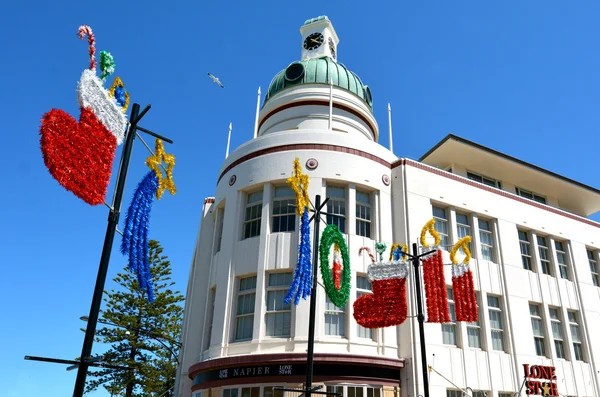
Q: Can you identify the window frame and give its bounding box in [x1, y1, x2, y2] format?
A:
[555, 241, 569, 280]
[215, 206, 225, 253]
[519, 230, 533, 271]
[487, 294, 505, 352]
[516, 187, 547, 204]
[442, 286, 457, 345]
[326, 185, 347, 234]
[234, 275, 257, 342]
[324, 295, 346, 337]
[568, 311, 584, 362]
[536, 235, 552, 276]
[478, 218, 495, 262]
[271, 186, 296, 233]
[205, 286, 216, 350]
[466, 293, 482, 349]
[588, 250, 600, 287]
[530, 303, 547, 357]
[265, 272, 293, 337]
[455, 212, 472, 253]
[467, 171, 502, 189]
[243, 190, 263, 239]
[356, 274, 375, 340]
[549, 307, 566, 359]
[355, 190, 372, 238]
[432, 205, 450, 249]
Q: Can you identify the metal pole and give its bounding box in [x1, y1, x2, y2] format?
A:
[73, 103, 141, 397]
[306, 194, 322, 397]
[412, 242, 430, 397]
[253, 87, 261, 138]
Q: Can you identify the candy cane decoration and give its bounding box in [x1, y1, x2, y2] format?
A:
[359, 247, 376, 263]
[78, 25, 96, 70]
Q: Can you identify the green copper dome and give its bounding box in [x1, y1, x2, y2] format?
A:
[264, 57, 373, 110]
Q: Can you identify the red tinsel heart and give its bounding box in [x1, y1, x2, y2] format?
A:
[40, 107, 117, 205]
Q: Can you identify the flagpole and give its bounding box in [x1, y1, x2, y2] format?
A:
[328, 78, 333, 130]
[388, 103, 393, 153]
[226, 122, 232, 159]
[254, 87, 261, 138]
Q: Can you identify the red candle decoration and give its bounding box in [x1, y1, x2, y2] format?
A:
[332, 245, 342, 290]
[450, 236, 478, 322]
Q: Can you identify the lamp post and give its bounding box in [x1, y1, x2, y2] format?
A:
[80, 315, 181, 359]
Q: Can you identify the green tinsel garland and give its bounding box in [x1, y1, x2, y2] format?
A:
[99, 50, 115, 81]
[320, 224, 351, 308]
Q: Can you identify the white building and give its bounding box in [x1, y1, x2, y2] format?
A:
[175, 16, 600, 397]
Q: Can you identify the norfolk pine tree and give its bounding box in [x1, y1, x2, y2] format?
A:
[85, 240, 185, 397]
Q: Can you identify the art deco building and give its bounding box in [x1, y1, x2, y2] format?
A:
[175, 16, 600, 397]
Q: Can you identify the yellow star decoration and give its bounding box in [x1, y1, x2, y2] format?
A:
[287, 158, 310, 215]
[146, 139, 176, 200]
[541, 383, 551, 396]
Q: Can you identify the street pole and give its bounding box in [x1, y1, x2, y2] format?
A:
[305, 194, 322, 397]
[73, 104, 142, 397]
[411, 242, 431, 397]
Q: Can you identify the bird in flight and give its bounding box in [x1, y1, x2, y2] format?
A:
[208, 72, 225, 88]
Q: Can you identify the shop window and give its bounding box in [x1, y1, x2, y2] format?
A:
[272, 186, 296, 233]
[265, 273, 292, 337]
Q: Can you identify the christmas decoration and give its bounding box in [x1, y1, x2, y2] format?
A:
[39, 25, 128, 206]
[420, 219, 450, 323]
[99, 50, 115, 81]
[332, 245, 342, 290]
[320, 225, 351, 308]
[389, 243, 408, 261]
[285, 158, 313, 305]
[450, 236, 478, 321]
[354, 244, 409, 328]
[121, 139, 177, 302]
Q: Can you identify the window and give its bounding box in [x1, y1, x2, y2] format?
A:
[588, 250, 599, 287]
[432, 206, 450, 249]
[568, 311, 584, 361]
[243, 190, 263, 239]
[555, 241, 569, 280]
[356, 190, 372, 238]
[456, 213, 472, 252]
[467, 171, 502, 189]
[356, 275, 374, 340]
[516, 187, 546, 204]
[488, 295, 505, 351]
[327, 386, 381, 397]
[498, 394, 513, 397]
[326, 186, 346, 233]
[272, 186, 296, 233]
[235, 276, 256, 341]
[264, 386, 284, 397]
[442, 287, 457, 345]
[478, 219, 494, 262]
[325, 295, 345, 336]
[466, 293, 482, 348]
[215, 207, 225, 253]
[537, 236, 552, 276]
[530, 304, 546, 357]
[549, 307, 566, 359]
[223, 389, 239, 397]
[519, 231, 533, 271]
[240, 387, 260, 397]
[265, 273, 292, 337]
[472, 392, 488, 397]
[205, 287, 216, 350]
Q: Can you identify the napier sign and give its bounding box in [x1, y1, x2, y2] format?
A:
[523, 364, 558, 396]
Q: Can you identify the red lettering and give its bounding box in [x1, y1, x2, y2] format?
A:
[526, 380, 537, 395]
[532, 366, 541, 379]
[549, 366, 556, 380]
[550, 382, 559, 396]
[539, 366, 549, 380]
[524, 364, 530, 378]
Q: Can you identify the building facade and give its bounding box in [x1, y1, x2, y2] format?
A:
[175, 16, 600, 397]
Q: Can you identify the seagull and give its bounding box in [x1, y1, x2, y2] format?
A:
[208, 72, 225, 88]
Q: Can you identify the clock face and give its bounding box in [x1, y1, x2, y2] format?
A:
[303, 33, 324, 51]
[328, 38, 336, 59]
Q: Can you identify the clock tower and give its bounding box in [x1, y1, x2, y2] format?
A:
[300, 16, 339, 61]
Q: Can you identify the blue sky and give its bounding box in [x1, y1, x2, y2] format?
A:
[3, 1, 600, 396]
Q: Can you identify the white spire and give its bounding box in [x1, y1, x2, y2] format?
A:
[388, 103, 393, 153]
[225, 122, 232, 159]
[253, 87, 261, 138]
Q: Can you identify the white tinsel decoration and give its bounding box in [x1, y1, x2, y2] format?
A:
[77, 69, 126, 145]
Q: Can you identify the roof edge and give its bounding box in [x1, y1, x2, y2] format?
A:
[420, 134, 600, 196]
